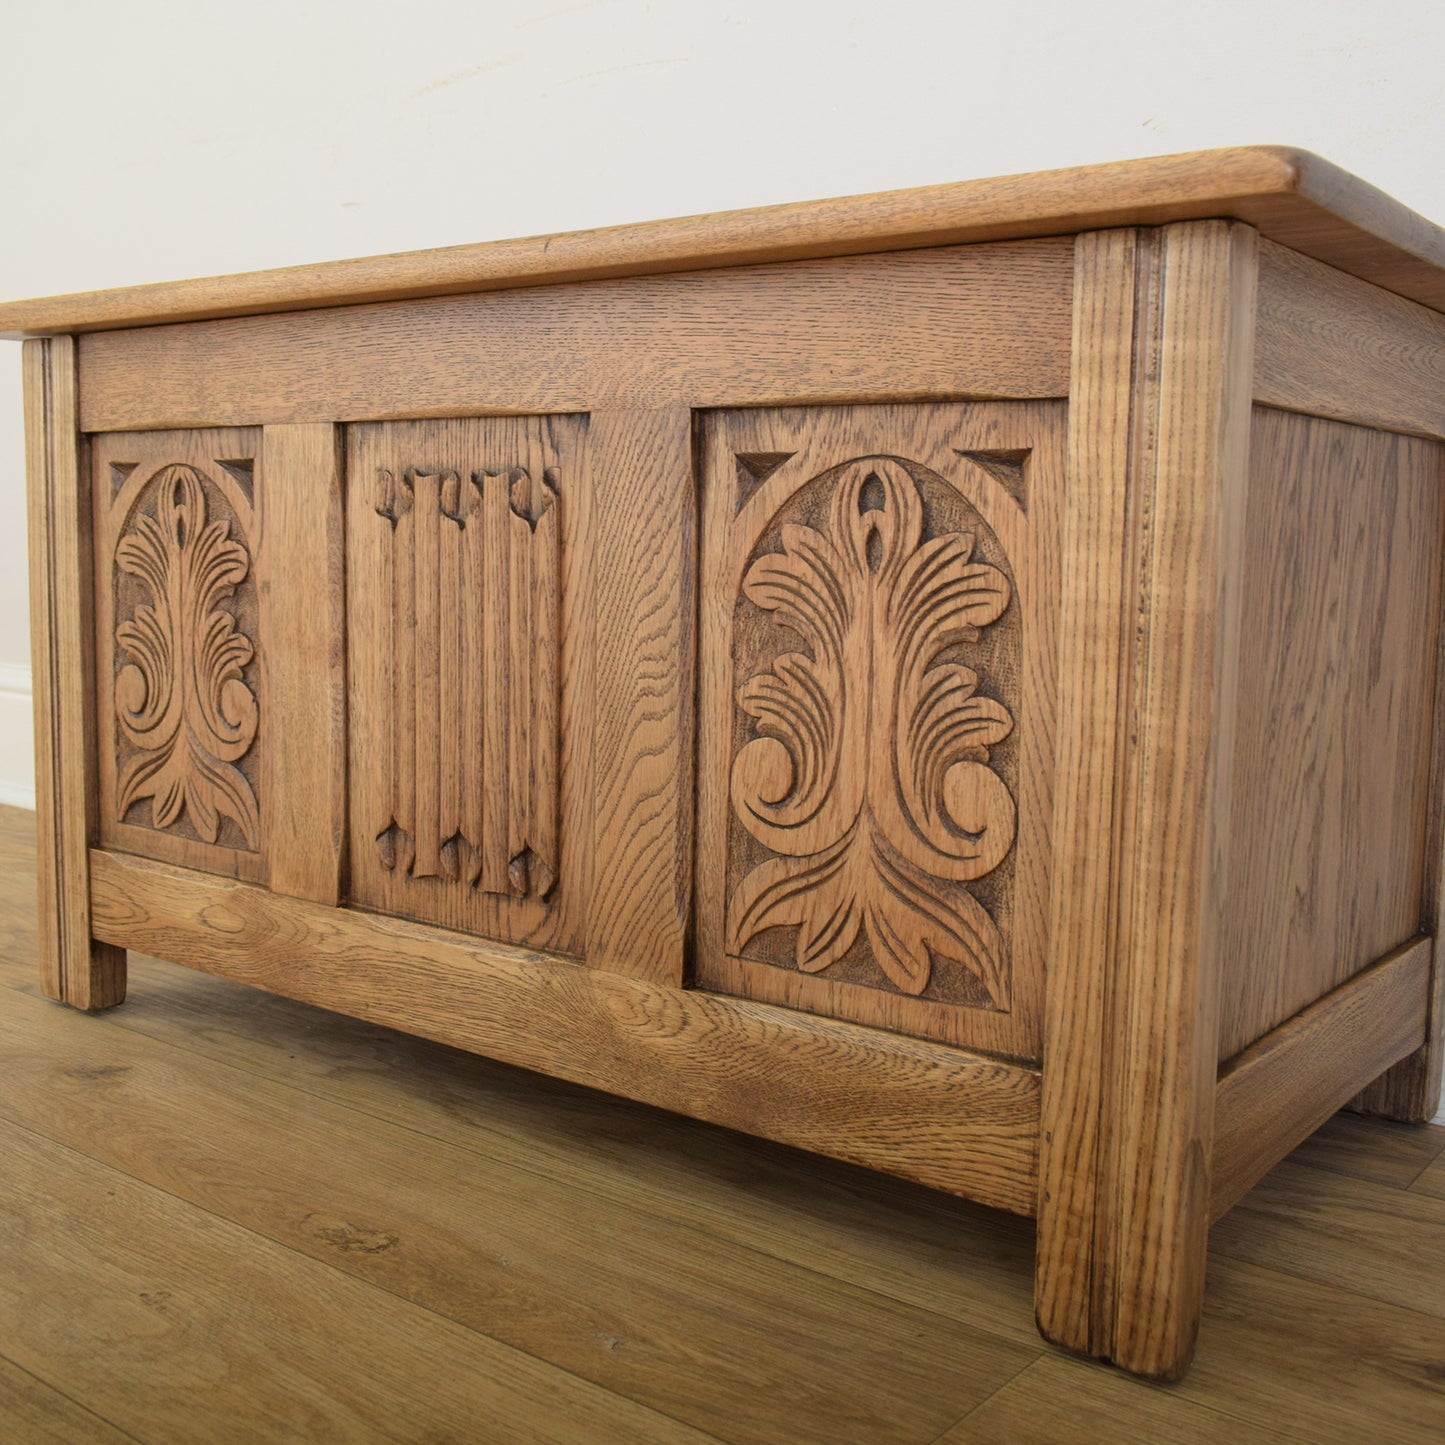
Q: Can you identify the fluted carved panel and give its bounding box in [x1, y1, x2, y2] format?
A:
[348, 416, 582, 943]
[93, 429, 265, 878]
[698, 403, 1063, 1056]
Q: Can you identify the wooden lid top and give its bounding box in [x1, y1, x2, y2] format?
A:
[4, 146, 1444, 338]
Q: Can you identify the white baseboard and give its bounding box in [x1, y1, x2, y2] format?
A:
[0, 661, 35, 812]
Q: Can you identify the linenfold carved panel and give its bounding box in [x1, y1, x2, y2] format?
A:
[348, 416, 584, 949]
[93, 429, 265, 880]
[697, 403, 1062, 1057]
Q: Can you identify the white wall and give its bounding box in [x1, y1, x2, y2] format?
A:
[2, 2, 1443, 1101]
[9, 0, 1443, 669]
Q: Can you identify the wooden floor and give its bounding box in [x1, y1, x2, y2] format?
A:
[2, 808, 1445, 1443]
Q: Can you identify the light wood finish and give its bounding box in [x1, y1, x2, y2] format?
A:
[697, 401, 1062, 1057]
[4, 808, 1445, 1443]
[0, 993, 1035, 1445]
[74, 241, 1074, 433]
[87, 846, 1043, 1213]
[5, 147, 1445, 337]
[346, 416, 588, 953]
[1357, 497, 1445, 1122]
[89, 427, 267, 883]
[589, 407, 695, 984]
[259, 423, 346, 904]
[15, 151, 1445, 1389]
[1038, 222, 1258, 1379]
[1217, 409, 1444, 1059]
[0, 1118, 706, 1445]
[1101, 220, 1256, 1378]
[944, 1354, 1300, 1444]
[23, 337, 123, 1011]
[1036, 226, 1157, 1353]
[1414, 1149, 1445, 1200]
[1211, 937, 1431, 1220]
[1289, 1107, 1445, 1189]
[1254, 239, 1445, 439]
[0, 1357, 134, 1445]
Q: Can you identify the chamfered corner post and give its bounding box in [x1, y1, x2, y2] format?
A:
[23, 333, 126, 1010]
[1036, 219, 1258, 1379]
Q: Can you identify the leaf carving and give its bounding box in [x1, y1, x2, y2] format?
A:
[727, 456, 1015, 1005]
[114, 464, 259, 848]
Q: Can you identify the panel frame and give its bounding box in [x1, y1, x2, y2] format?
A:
[88, 846, 1043, 1216]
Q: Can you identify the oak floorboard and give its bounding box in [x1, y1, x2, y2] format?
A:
[1177, 1259, 1445, 1444]
[0, 809, 1044, 1353]
[1211, 1157, 1445, 1319]
[6, 808, 1445, 1441]
[79, 951, 1043, 1344]
[1412, 1152, 1445, 1200]
[941, 1354, 1298, 1444]
[1285, 1110, 1445, 1190]
[0, 986, 1033, 1445]
[0, 1354, 136, 1445]
[0, 1115, 711, 1445]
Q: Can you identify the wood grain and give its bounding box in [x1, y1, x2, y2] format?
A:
[1355, 436, 1445, 1121]
[6, 807, 1445, 1438]
[1288, 1110, 1445, 1190]
[1254, 239, 1445, 439]
[696, 401, 1061, 1058]
[1211, 937, 1430, 1221]
[0, 1111, 706, 1445]
[1036, 226, 1157, 1355]
[944, 1354, 1299, 1445]
[1217, 409, 1444, 1058]
[0, 1356, 132, 1445]
[24, 336, 124, 1010]
[260, 424, 346, 904]
[90, 427, 267, 883]
[74, 242, 1074, 432]
[347, 416, 587, 954]
[0, 986, 1034, 1445]
[5, 147, 1445, 336]
[1214, 1157, 1445, 1323]
[1178, 1258, 1445, 1445]
[1100, 219, 1257, 1379]
[588, 407, 695, 985]
[87, 846, 1043, 1212]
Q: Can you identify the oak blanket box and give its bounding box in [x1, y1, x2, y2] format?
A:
[8, 147, 1445, 1379]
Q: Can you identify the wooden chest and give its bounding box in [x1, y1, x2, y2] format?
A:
[8, 147, 1445, 1379]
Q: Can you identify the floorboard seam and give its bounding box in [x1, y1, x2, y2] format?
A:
[0, 1345, 149, 1444]
[0, 976, 1044, 1358]
[0, 1110, 733, 1445]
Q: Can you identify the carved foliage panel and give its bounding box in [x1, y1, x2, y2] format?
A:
[697, 403, 1062, 1057]
[92, 428, 265, 880]
[347, 416, 585, 950]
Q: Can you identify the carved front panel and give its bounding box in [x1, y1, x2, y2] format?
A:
[92, 429, 265, 880]
[348, 416, 588, 952]
[698, 404, 1062, 1057]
